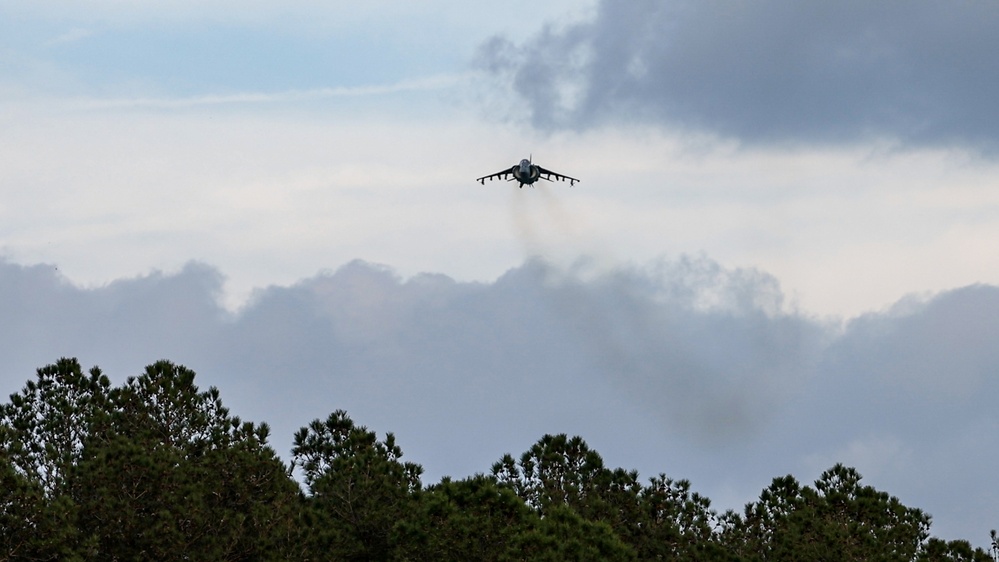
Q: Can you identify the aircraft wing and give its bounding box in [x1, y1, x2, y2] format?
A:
[536, 166, 580, 186]
[476, 167, 516, 184]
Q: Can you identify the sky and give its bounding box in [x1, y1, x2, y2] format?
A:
[2, 0, 999, 546]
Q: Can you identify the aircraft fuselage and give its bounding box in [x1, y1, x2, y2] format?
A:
[513, 159, 541, 185]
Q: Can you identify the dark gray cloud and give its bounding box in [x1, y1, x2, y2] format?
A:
[796, 285, 999, 542]
[0, 255, 819, 469]
[1, 256, 997, 543]
[477, 0, 999, 149]
[539, 257, 824, 443]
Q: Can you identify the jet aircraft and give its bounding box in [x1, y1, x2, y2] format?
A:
[477, 157, 579, 188]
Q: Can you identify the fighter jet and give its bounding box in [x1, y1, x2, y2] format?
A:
[477, 157, 579, 188]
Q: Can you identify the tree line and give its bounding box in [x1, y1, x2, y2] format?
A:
[1, 358, 996, 561]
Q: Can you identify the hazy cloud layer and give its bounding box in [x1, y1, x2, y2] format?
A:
[2, 256, 997, 542]
[477, 0, 999, 149]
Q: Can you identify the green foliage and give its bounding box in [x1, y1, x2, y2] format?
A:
[73, 360, 302, 560]
[292, 409, 423, 560]
[723, 464, 943, 562]
[918, 537, 994, 562]
[513, 504, 637, 561]
[2, 359, 994, 560]
[492, 434, 611, 513]
[636, 474, 734, 560]
[393, 474, 540, 560]
[394, 472, 639, 560]
[491, 432, 649, 544]
[1, 358, 301, 560]
[0, 358, 110, 496]
[0, 458, 86, 561]
[0, 358, 108, 559]
[492, 433, 730, 560]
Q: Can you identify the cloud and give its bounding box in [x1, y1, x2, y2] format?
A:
[476, 0, 999, 150]
[72, 74, 463, 110]
[539, 256, 824, 443]
[825, 285, 999, 404]
[0, 260, 227, 379]
[45, 28, 95, 47]
[787, 285, 999, 541]
[2, 1, 583, 30]
[2, 255, 998, 543]
[0, 254, 822, 463]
